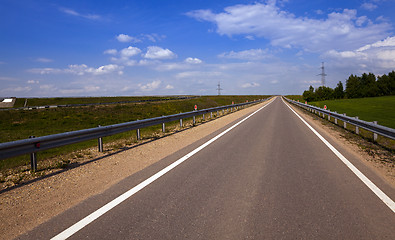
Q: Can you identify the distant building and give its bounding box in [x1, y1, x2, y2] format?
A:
[0, 97, 16, 108]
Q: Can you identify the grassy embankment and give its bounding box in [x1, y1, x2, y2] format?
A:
[287, 95, 395, 149]
[1, 95, 269, 171]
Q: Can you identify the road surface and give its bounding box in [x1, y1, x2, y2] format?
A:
[18, 97, 395, 239]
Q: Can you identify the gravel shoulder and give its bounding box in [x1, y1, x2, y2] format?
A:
[287, 100, 394, 187]
[0, 100, 271, 240]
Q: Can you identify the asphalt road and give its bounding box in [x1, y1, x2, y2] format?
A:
[19, 97, 395, 239]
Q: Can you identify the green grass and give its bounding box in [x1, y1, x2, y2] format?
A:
[12, 96, 192, 108]
[0, 95, 269, 170]
[308, 96, 395, 129]
[285, 95, 304, 102]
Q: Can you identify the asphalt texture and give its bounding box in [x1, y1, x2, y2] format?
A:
[18, 97, 395, 239]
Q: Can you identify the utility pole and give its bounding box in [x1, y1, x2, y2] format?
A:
[318, 62, 327, 87]
[216, 82, 223, 95]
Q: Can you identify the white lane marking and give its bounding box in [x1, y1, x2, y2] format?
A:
[51, 99, 275, 240]
[282, 98, 395, 213]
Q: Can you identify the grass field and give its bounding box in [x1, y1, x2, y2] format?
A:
[285, 95, 304, 102]
[0, 95, 269, 170]
[308, 96, 395, 129]
[11, 96, 192, 108]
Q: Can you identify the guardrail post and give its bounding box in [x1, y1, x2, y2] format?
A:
[355, 117, 359, 134]
[210, 112, 213, 119]
[343, 114, 347, 129]
[180, 118, 183, 128]
[193, 116, 196, 125]
[217, 110, 219, 117]
[29, 136, 37, 172]
[223, 109, 225, 115]
[97, 125, 103, 152]
[328, 114, 331, 121]
[136, 128, 140, 140]
[373, 121, 378, 141]
[202, 114, 205, 121]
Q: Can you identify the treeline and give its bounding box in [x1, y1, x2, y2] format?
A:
[303, 71, 395, 102]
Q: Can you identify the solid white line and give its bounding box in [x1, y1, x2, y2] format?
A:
[51, 99, 274, 240]
[282, 98, 395, 213]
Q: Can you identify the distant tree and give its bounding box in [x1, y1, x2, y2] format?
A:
[333, 81, 344, 99]
[377, 74, 391, 96]
[389, 71, 395, 95]
[315, 86, 333, 100]
[377, 71, 395, 96]
[302, 85, 315, 102]
[360, 73, 379, 97]
[346, 74, 361, 98]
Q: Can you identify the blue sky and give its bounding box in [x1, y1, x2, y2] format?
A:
[1, 0, 394, 97]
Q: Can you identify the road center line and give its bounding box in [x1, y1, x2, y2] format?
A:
[51, 99, 274, 240]
[282, 98, 395, 213]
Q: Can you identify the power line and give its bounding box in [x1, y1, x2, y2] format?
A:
[216, 82, 223, 95]
[318, 62, 327, 86]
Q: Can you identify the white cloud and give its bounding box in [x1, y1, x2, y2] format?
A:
[165, 84, 174, 89]
[27, 80, 39, 84]
[143, 46, 177, 60]
[138, 80, 161, 91]
[115, 33, 165, 43]
[107, 46, 142, 66]
[104, 49, 117, 55]
[35, 58, 53, 63]
[361, 3, 378, 11]
[28, 64, 124, 75]
[116, 34, 141, 43]
[59, 86, 100, 95]
[187, 2, 391, 52]
[175, 71, 223, 79]
[241, 82, 260, 88]
[27, 68, 62, 74]
[324, 36, 395, 70]
[143, 34, 165, 42]
[185, 57, 203, 64]
[120, 46, 142, 57]
[218, 49, 270, 60]
[59, 7, 100, 20]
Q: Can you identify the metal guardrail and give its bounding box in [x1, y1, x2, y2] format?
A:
[284, 97, 395, 140]
[0, 99, 267, 170]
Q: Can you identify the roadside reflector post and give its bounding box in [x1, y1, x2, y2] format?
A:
[355, 117, 359, 134]
[97, 125, 103, 152]
[223, 109, 225, 115]
[180, 118, 183, 128]
[202, 114, 205, 121]
[343, 114, 347, 129]
[210, 112, 213, 119]
[136, 128, 141, 140]
[373, 121, 378, 141]
[193, 116, 196, 125]
[217, 110, 219, 117]
[29, 136, 37, 172]
[162, 122, 165, 133]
